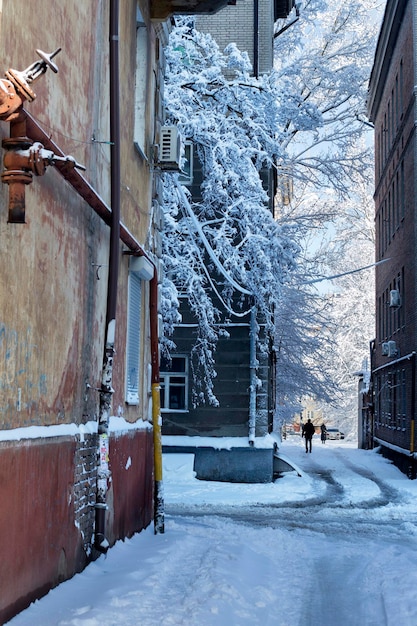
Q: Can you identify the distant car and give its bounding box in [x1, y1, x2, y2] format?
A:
[326, 428, 344, 440]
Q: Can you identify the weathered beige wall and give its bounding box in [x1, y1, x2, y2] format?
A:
[0, 2, 107, 428]
[0, 0, 155, 428]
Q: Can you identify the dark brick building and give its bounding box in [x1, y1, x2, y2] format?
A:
[367, 0, 417, 476]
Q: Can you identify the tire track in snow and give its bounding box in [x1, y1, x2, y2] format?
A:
[334, 451, 404, 508]
[166, 447, 416, 541]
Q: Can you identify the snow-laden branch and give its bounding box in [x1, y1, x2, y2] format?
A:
[175, 182, 251, 295]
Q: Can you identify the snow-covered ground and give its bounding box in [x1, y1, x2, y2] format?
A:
[8, 436, 417, 626]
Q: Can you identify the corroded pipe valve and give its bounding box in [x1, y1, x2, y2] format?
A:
[0, 49, 61, 122]
[0, 79, 22, 121]
[2, 138, 85, 223]
[0, 48, 63, 221]
[4, 48, 61, 103]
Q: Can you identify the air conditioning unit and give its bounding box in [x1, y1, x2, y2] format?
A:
[158, 126, 181, 170]
[381, 342, 389, 356]
[387, 340, 398, 357]
[389, 289, 401, 307]
[130, 255, 154, 281]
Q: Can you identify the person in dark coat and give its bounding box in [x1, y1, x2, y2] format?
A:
[321, 423, 327, 444]
[302, 418, 316, 453]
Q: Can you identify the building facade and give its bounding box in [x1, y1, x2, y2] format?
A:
[367, 0, 417, 477]
[196, 0, 277, 76]
[0, 0, 228, 621]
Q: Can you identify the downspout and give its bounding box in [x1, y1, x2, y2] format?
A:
[410, 353, 415, 470]
[248, 305, 257, 444]
[150, 274, 164, 533]
[369, 339, 375, 449]
[412, 0, 417, 473]
[94, 0, 121, 552]
[253, 0, 259, 78]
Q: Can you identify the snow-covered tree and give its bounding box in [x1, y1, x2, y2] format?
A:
[161, 23, 301, 404]
[160, 0, 382, 413]
[270, 0, 381, 426]
[274, 0, 381, 200]
[320, 179, 376, 435]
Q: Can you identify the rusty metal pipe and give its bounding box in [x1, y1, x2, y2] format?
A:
[2, 115, 32, 223]
[2, 170, 32, 222]
[93, 0, 122, 553]
[107, 0, 121, 328]
[24, 111, 144, 253]
[150, 273, 164, 533]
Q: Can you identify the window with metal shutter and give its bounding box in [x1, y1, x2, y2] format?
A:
[126, 272, 142, 404]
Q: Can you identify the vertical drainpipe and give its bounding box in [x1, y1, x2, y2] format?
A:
[412, 0, 417, 476]
[369, 339, 375, 449]
[250, 0, 258, 439]
[94, 0, 121, 552]
[150, 274, 164, 533]
[410, 353, 415, 475]
[253, 0, 259, 78]
[248, 304, 257, 444]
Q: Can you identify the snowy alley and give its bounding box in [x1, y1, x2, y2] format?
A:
[7, 437, 417, 626]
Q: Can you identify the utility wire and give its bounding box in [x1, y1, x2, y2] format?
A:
[301, 258, 390, 285]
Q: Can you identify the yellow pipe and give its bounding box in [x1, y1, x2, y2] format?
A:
[152, 382, 163, 483]
[152, 379, 164, 533]
[150, 272, 164, 534]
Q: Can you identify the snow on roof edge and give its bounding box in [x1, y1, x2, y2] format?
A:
[162, 433, 277, 450]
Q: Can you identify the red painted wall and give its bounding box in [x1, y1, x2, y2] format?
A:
[108, 428, 154, 543]
[0, 429, 154, 624]
[0, 438, 84, 624]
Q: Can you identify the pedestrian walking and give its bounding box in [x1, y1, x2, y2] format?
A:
[321, 423, 327, 444]
[302, 418, 315, 453]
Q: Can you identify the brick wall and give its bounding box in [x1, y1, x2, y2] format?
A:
[73, 434, 98, 556]
[373, 1, 416, 368]
[196, 0, 274, 75]
[369, 0, 417, 465]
